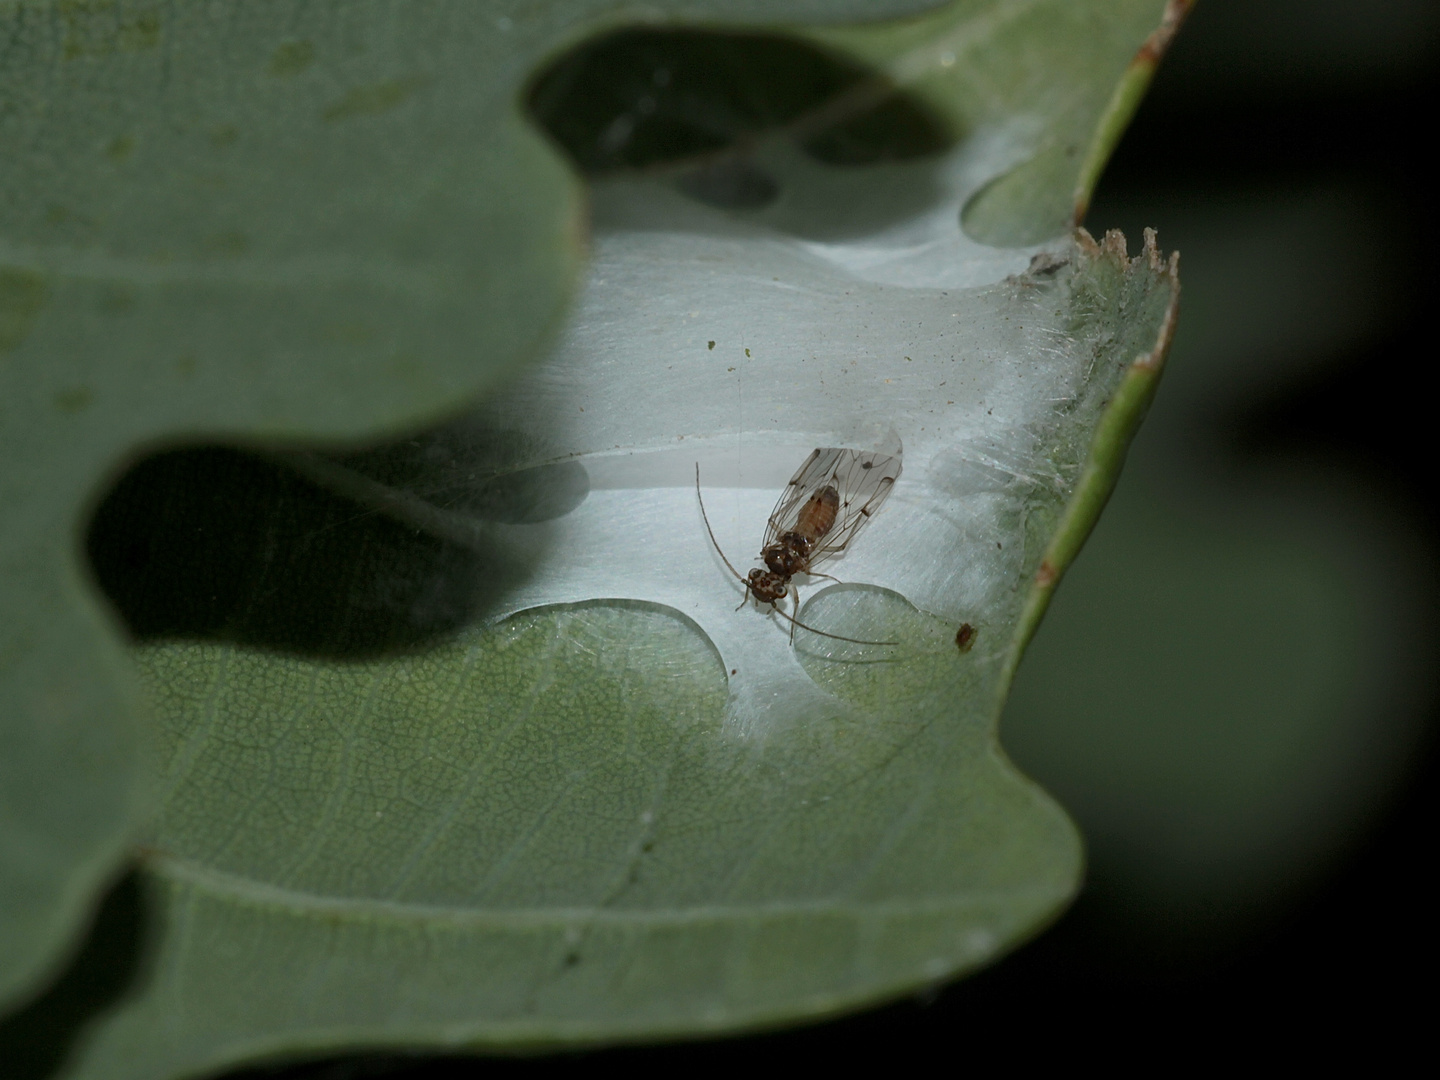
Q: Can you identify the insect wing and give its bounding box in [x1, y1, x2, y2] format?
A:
[763, 447, 831, 548]
[763, 447, 900, 562]
[806, 449, 901, 566]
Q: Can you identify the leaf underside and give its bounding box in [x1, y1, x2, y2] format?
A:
[0, 1, 1180, 1075]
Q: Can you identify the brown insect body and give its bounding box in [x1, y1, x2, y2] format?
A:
[696, 448, 901, 645]
[750, 484, 839, 598]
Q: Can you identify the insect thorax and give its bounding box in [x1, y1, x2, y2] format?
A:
[763, 533, 812, 577]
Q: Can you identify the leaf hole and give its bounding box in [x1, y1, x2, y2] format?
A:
[84, 421, 586, 659]
[526, 26, 956, 197]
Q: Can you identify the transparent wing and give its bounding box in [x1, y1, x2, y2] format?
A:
[763, 447, 901, 565]
[807, 449, 901, 566]
[763, 448, 835, 548]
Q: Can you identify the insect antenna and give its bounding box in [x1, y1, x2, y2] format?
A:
[767, 599, 898, 647]
[695, 463, 749, 587]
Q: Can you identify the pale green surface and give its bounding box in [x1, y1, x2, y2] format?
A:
[0, 0, 980, 1007]
[94, 600, 1067, 1072]
[0, 0, 1181, 1071]
[64, 233, 1177, 1077]
[928, 1, 1165, 245]
[0, 0, 585, 1005]
[794, 0, 1168, 245]
[1005, 230, 1176, 674]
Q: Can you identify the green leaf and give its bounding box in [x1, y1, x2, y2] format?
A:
[67, 226, 1175, 1075]
[1, 0, 587, 1006]
[105, 599, 1068, 1062]
[0, 0, 1183, 1070]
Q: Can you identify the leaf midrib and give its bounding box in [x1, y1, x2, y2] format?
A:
[146, 851, 1060, 926]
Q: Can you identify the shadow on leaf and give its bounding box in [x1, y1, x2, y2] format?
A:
[528, 26, 954, 178]
[0, 873, 150, 1080]
[85, 439, 571, 660]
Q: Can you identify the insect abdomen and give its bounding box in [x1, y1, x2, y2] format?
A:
[794, 485, 840, 541]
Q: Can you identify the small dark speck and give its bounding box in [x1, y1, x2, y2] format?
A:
[996, 542, 1002, 549]
[707, 341, 715, 350]
[730, 668, 737, 675]
[642, 841, 655, 853]
[563, 953, 581, 967]
[727, 366, 735, 372]
[745, 348, 751, 357]
[861, 461, 873, 470]
[955, 623, 977, 652]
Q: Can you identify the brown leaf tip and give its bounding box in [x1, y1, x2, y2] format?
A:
[1137, 0, 1195, 67]
[1142, 226, 1163, 271]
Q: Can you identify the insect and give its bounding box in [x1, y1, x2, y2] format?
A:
[955, 622, 977, 653]
[695, 447, 902, 645]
